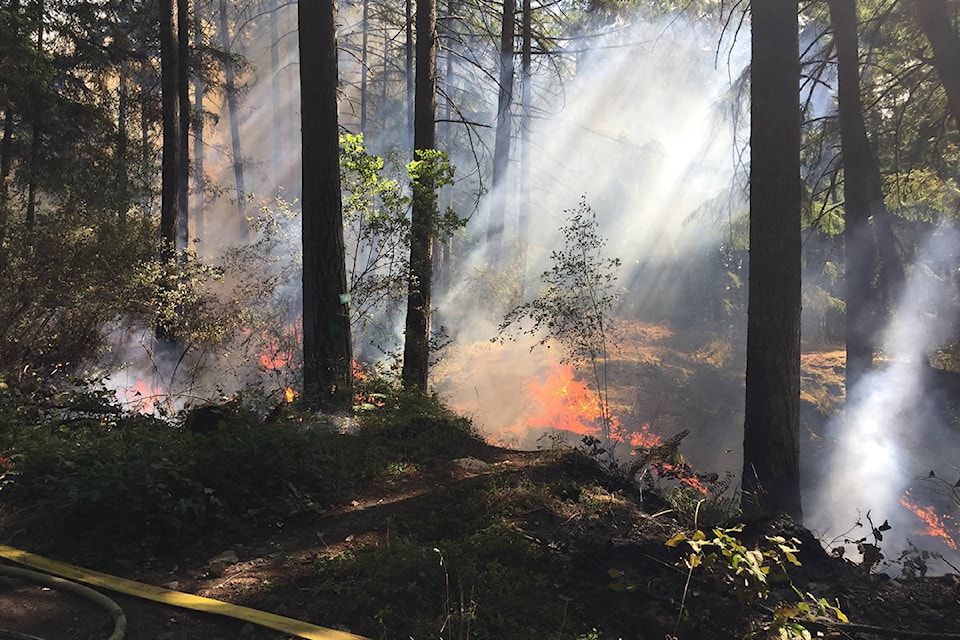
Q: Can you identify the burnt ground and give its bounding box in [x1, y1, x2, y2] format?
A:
[2, 442, 959, 640]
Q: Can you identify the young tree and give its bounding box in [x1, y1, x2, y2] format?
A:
[401, 0, 439, 391]
[742, 0, 803, 520]
[299, 0, 353, 411]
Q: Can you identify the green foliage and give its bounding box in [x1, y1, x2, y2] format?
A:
[340, 133, 411, 331]
[0, 209, 157, 384]
[354, 386, 487, 470]
[500, 198, 621, 366]
[665, 525, 846, 639]
[0, 383, 363, 565]
[406, 148, 461, 234]
[498, 198, 621, 450]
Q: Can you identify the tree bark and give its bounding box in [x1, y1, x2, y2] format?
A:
[218, 0, 248, 241]
[159, 0, 178, 252]
[24, 0, 43, 232]
[829, 0, 905, 393]
[193, 8, 205, 247]
[486, 0, 516, 260]
[0, 0, 17, 248]
[518, 0, 531, 295]
[360, 0, 369, 131]
[742, 0, 803, 520]
[299, 0, 353, 411]
[269, 0, 281, 187]
[177, 0, 190, 251]
[913, 0, 960, 131]
[401, 0, 439, 391]
[405, 0, 414, 145]
[117, 59, 130, 223]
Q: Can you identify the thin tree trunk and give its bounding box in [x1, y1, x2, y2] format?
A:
[269, 0, 281, 186]
[360, 0, 369, 131]
[218, 0, 248, 241]
[401, 0, 438, 390]
[0, 0, 16, 225]
[177, 0, 191, 251]
[117, 60, 130, 223]
[913, 0, 960, 131]
[25, 0, 44, 232]
[159, 0, 178, 251]
[433, 0, 457, 294]
[0, 0, 16, 251]
[486, 0, 516, 260]
[193, 8, 205, 246]
[518, 0, 531, 296]
[742, 0, 803, 520]
[405, 0, 414, 145]
[140, 71, 153, 217]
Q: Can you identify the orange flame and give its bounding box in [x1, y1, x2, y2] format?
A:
[117, 379, 171, 414]
[259, 331, 295, 370]
[629, 423, 663, 449]
[284, 387, 296, 403]
[900, 490, 959, 550]
[524, 363, 622, 439]
[503, 362, 709, 494]
[659, 462, 710, 494]
[249, 316, 303, 372]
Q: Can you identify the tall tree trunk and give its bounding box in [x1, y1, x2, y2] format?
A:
[193, 9, 205, 246]
[298, 0, 353, 411]
[0, 0, 16, 251]
[742, 0, 803, 520]
[486, 0, 516, 260]
[405, 0, 414, 144]
[218, 0, 248, 241]
[913, 0, 960, 131]
[117, 59, 130, 223]
[269, 0, 281, 187]
[0, 105, 12, 244]
[177, 0, 191, 250]
[433, 0, 456, 295]
[140, 71, 152, 216]
[518, 0, 531, 294]
[360, 0, 369, 131]
[828, 0, 889, 391]
[160, 0, 178, 251]
[401, 0, 439, 391]
[25, 0, 44, 232]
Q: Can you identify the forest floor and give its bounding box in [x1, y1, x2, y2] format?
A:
[3, 437, 960, 640]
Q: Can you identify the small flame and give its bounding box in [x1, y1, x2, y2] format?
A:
[259, 332, 294, 370]
[900, 489, 959, 550]
[117, 379, 171, 414]
[284, 387, 296, 403]
[629, 423, 663, 449]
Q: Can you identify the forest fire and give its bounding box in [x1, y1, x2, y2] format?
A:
[258, 330, 296, 371]
[517, 362, 708, 493]
[523, 363, 623, 440]
[900, 490, 960, 550]
[116, 379, 171, 415]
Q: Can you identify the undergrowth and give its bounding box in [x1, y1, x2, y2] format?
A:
[0, 377, 485, 567]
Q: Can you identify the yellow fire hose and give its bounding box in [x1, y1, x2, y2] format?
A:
[0, 564, 126, 640]
[0, 545, 368, 640]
